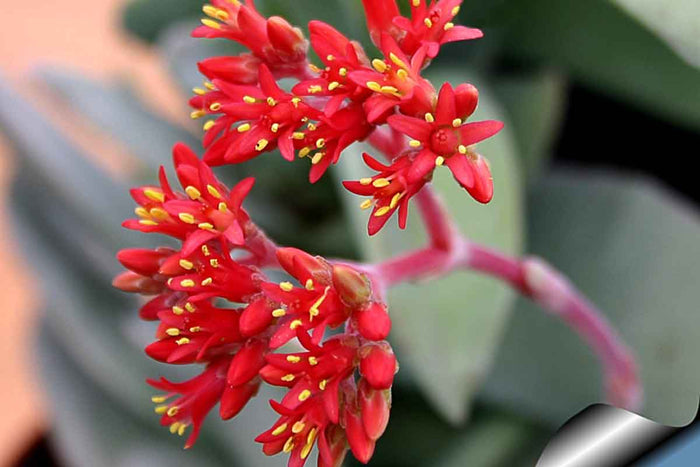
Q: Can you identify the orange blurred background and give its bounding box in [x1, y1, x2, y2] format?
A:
[0, 1, 183, 464]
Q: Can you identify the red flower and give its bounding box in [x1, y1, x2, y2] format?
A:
[193, 1, 308, 81]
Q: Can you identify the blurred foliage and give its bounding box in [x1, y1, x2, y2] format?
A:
[1, 0, 700, 465]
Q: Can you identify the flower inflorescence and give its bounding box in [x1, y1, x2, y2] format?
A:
[116, 1, 500, 465]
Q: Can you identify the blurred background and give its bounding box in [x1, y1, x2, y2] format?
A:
[1, 0, 699, 466]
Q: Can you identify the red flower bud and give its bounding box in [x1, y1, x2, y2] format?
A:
[227, 339, 266, 386]
[117, 248, 175, 277]
[198, 55, 261, 85]
[344, 407, 376, 464]
[359, 379, 391, 441]
[318, 424, 349, 467]
[359, 343, 397, 390]
[454, 83, 479, 119]
[112, 271, 163, 295]
[356, 302, 391, 341]
[239, 298, 273, 337]
[332, 264, 371, 307]
[266, 16, 307, 58]
[276, 247, 329, 284]
[220, 379, 259, 420]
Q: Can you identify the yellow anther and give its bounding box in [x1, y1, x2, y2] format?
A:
[193, 87, 206, 96]
[451, 5, 461, 15]
[298, 390, 311, 401]
[458, 145, 468, 154]
[206, 184, 222, 198]
[198, 222, 215, 231]
[328, 81, 340, 91]
[185, 302, 196, 313]
[435, 156, 445, 166]
[339, 67, 348, 77]
[452, 118, 462, 127]
[218, 202, 228, 212]
[366, 81, 382, 92]
[201, 277, 213, 286]
[166, 327, 180, 336]
[272, 423, 288, 436]
[390, 192, 403, 209]
[372, 178, 391, 188]
[301, 442, 313, 460]
[396, 69, 409, 80]
[167, 406, 179, 417]
[318, 379, 327, 390]
[176, 337, 190, 345]
[178, 424, 187, 436]
[308, 85, 323, 94]
[180, 279, 195, 288]
[135, 206, 149, 218]
[203, 120, 216, 131]
[283, 437, 295, 453]
[304, 279, 315, 290]
[209, 258, 219, 268]
[326, 54, 335, 61]
[209, 102, 221, 112]
[307, 123, 317, 131]
[267, 97, 277, 106]
[178, 213, 196, 224]
[203, 81, 216, 90]
[360, 177, 373, 185]
[189, 326, 201, 333]
[256, 139, 269, 151]
[381, 85, 399, 94]
[308, 286, 330, 319]
[286, 355, 301, 363]
[179, 259, 194, 270]
[310, 152, 324, 165]
[444, 22, 454, 30]
[372, 59, 388, 73]
[424, 18, 433, 28]
[280, 281, 294, 292]
[281, 374, 295, 382]
[155, 405, 168, 414]
[271, 123, 280, 133]
[138, 219, 158, 226]
[293, 132, 305, 140]
[389, 52, 408, 69]
[185, 186, 201, 200]
[203, 5, 229, 20]
[291, 97, 302, 107]
[290, 319, 303, 330]
[144, 188, 165, 203]
[360, 199, 373, 210]
[237, 123, 251, 132]
[151, 395, 168, 403]
[315, 138, 325, 148]
[412, 0, 421, 5]
[309, 63, 321, 73]
[201, 18, 221, 29]
[292, 421, 305, 433]
[299, 147, 311, 158]
[201, 245, 210, 256]
[307, 427, 317, 445]
[243, 95, 256, 103]
[149, 208, 169, 220]
[172, 306, 184, 315]
[308, 356, 318, 366]
[272, 308, 286, 318]
[409, 139, 421, 148]
[374, 206, 391, 217]
[425, 112, 435, 123]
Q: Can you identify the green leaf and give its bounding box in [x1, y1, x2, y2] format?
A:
[336, 71, 524, 424]
[492, 70, 567, 181]
[498, 0, 700, 131]
[611, 0, 700, 69]
[37, 67, 199, 172]
[481, 170, 700, 427]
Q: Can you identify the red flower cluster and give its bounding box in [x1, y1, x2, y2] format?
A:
[115, 145, 396, 465]
[189, 0, 502, 235]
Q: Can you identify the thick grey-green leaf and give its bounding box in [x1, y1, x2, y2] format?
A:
[337, 72, 523, 424]
[37, 67, 199, 171]
[498, 0, 700, 131]
[482, 170, 700, 427]
[493, 70, 567, 181]
[612, 0, 700, 69]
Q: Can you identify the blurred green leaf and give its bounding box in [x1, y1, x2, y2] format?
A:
[336, 71, 523, 424]
[497, 0, 700, 131]
[122, 0, 201, 43]
[481, 170, 700, 427]
[611, 0, 700, 69]
[492, 70, 567, 181]
[36, 67, 199, 172]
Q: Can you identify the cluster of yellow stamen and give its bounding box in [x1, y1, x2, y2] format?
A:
[152, 395, 190, 437]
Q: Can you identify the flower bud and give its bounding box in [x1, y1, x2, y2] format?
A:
[359, 379, 391, 441]
[239, 298, 273, 337]
[227, 339, 266, 386]
[344, 407, 376, 464]
[454, 83, 479, 118]
[112, 271, 163, 294]
[117, 248, 174, 277]
[276, 247, 328, 283]
[332, 265, 371, 307]
[359, 343, 397, 390]
[318, 424, 349, 467]
[266, 16, 307, 58]
[356, 302, 391, 341]
[197, 55, 261, 84]
[220, 380, 259, 420]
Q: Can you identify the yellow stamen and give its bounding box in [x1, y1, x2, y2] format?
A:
[311, 152, 324, 165]
[203, 81, 216, 90]
[144, 188, 164, 203]
[179, 259, 194, 270]
[185, 186, 201, 200]
[154, 405, 168, 414]
[185, 302, 196, 313]
[307, 427, 317, 445]
[435, 156, 445, 166]
[198, 222, 215, 230]
[290, 319, 303, 330]
[272, 308, 286, 318]
[328, 81, 340, 91]
[366, 81, 382, 92]
[203, 120, 216, 131]
[299, 147, 311, 158]
[281, 374, 295, 382]
[307, 123, 317, 131]
[149, 207, 168, 220]
[176, 337, 190, 345]
[210, 258, 219, 268]
[360, 177, 373, 185]
[308, 286, 330, 319]
[381, 85, 399, 94]
[178, 424, 187, 436]
[308, 85, 323, 94]
[396, 69, 409, 80]
[205, 185, 221, 199]
[135, 206, 149, 218]
[360, 199, 373, 210]
[374, 206, 391, 217]
[172, 306, 184, 315]
[192, 87, 206, 96]
[444, 22, 454, 30]
[280, 281, 294, 292]
[267, 97, 277, 106]
[167, 406, 179, 417]
[255, 139, 269, 151]
[298, 390, 311, 401]
[389, 53, 408, 69]
[292, 421, 305, 433]
[308, 356, 318, 366]
[180, 279, 195, 288]
[283, 437, 295, 453]
[425, 112, 435, 123]
[201, 245, 210, 256]
[201, 277, 213, 286]
[138, 219, 158, 226]
[390, 192, 403, 209]
[178, 213, 196, 224]
[293, 132, 305, 140]
[424, 18, 433, 28]
[305, 279, 314, 290]
[189, 326, 201, 333]
[318, 379, 327, 390]
[218, 202, 228, 212]
[372, 59, 387, 73]
[412, 0, 421, 5]
[201, 18, 221, 29]
[237, 123, 251, 132]
[301, 442, 313, 460]
[452, 5, 461, 15]
[326, 54, 335, 61]
[452, 118, 462, 127]
[272, 423, 288, 436]
[271, 123, 280, 133]
[291, 97, 302, 107]
[209, 102, 221, 112]
[151, 395, 168, 403]
[458, 145, 468, 154]
[339, 67, 348, 77]
[243, 95, 256, 103]
[372, 178, 391, 188]
[286, 355, 301, 363]
[409, 139, 421, 148]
